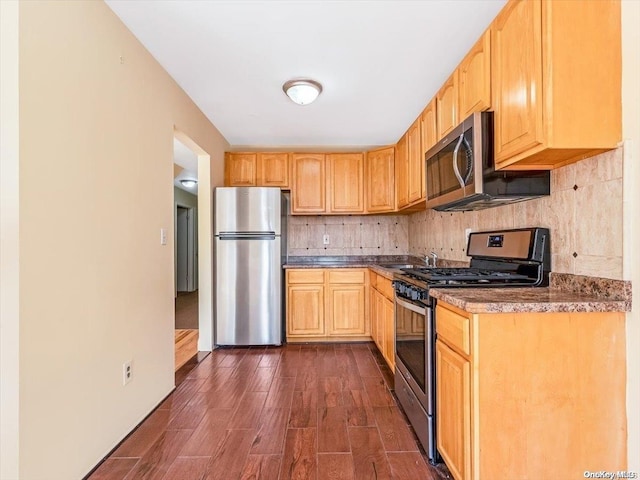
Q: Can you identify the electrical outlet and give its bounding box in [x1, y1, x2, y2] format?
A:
[123, 361, 132, 385]
[465, 228, 472, 245]
[323, 234, 330, 245]
[160, 228, 167, 245]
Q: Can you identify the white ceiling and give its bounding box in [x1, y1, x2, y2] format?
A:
[106, 0, 507, 149]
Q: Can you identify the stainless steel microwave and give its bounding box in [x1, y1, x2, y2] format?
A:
[424, 112, 550, 211]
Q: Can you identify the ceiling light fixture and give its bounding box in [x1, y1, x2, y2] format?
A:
[282, 79, 323, 105]
[180, 179, 197, 188]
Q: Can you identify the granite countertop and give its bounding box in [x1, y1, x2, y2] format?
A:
[284, 256, 632, 313]
[429, 287, 631, 313]
[284, 255, 428, 280]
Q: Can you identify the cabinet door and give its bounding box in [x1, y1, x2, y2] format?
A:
[382, 296, 395, 370]
[436, 72, 459, 138]
[327, 153, 364, 213]
[258, 153, 289, 188]
[422, 98, 437, 154]
[407, 117, 423, 203]
[492, 0, 543, 164]
[366, 147, 395, 212]
[395, 134, 409, 208]
[436, 340, 471, 480]
[327, 284, 366, 336]
[370, 287, 379, 349]
[458, 30, 492, 119]
[225, 153, 257, 186]
[287, 284, 325, 336]
[291, 154, 326, 213]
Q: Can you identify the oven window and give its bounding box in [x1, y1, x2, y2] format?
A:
[395, 301, 426, 392]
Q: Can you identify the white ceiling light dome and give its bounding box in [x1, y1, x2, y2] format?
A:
[282, 79, 323, 105]
[180, 179, 197, 188]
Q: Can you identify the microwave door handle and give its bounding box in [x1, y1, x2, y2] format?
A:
[452, 134, 465, 189]
[462, 136, 473, 183]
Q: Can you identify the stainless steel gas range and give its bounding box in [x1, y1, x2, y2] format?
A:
[392, 227, 550, 464]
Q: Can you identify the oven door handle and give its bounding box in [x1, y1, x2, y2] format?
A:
[395, 296, 427, 315]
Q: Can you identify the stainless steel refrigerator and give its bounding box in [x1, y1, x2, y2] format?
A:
[213, 187, 286, 346]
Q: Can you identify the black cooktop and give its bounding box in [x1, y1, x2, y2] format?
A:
[400, 267, 532, 283]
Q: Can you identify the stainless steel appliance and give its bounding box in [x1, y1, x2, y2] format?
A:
[392, 227, 550, 464]
[425, 112, 550, 211]
[214, 187, 287, 346]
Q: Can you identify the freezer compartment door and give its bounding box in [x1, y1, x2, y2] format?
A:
[215, 237, 282, 346]
[215, 187, 281, 235]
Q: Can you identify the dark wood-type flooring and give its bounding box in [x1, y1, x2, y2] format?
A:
[88, 343, 451, 480]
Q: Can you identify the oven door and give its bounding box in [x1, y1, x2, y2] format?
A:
[394, 294, 433, 415]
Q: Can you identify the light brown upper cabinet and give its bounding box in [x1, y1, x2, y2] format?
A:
[327, 153, 365, 213]
[491, 0, 621, 170]
[422, 98, 438, 155]
[225, 152, 289, 187]
[436, 72, 459, 139]
[395, 133, 409, 209]
[366, 147, 395, 213]
[407, 117, 423, 204]
[291, 154, 326, 213]
[458, 29, 492, 119]
[291, 153, 365, 214]
[257, 153, 289, 188]
[224, 153, 257, 186]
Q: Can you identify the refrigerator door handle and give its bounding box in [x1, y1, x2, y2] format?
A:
[218, 232, 276, 240]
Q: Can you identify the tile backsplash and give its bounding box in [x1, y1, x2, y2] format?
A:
[408, 148, 624, 279]
[288, 215, 409, 256]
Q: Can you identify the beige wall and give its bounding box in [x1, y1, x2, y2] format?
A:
[408, 148, 625, 279]
[12, 1, 228, 479]
[622, 0, 640, 470]
[174, 186, 198, 209]
[288, 215, 409, 257]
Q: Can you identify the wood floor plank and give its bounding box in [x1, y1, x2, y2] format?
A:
[318, 377, 344, 407]
[348, 426, 392, 480]
[258, 348, 282, 368]
[123, 429, 194, 480]
[112, 409, 172, 458]
[159, 456, 210, 480]
[294, 369, 318, 391]
[200, 377, 248, 409]
[202, 429, 256, 480]
[246, 366, 277, 392]
[250, 407, 289, 454]
[317, 406, 350, 453]
[167, 403, 208, 430]
[362, 377, 396, 407]
[279, 428, 317, 480]
[373, 406, 419, 452]
[289, 390, 318, 428]
[227, 391, 267, 429]
[88, 458, 139, 480]
[317, 453, 355, 480]
[264, 376, 295, 408]
[239, 454, 282, 480]
[179, 408, 233, 457]
[344, 389, 376, 427]
[217, 349, 248, 368]
[387, 452, 437, 479]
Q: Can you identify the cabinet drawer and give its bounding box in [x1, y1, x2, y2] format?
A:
[328, 269, 366, 284]
[287, 269, 324, 284]
[436, 304, 471, 356]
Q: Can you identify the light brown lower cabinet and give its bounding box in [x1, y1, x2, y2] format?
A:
[435, 300, 627, 480]
[369, 271, 395, 370]
[286, 268, 369, 342]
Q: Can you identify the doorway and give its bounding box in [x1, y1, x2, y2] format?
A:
[173, 138, 200, 370]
